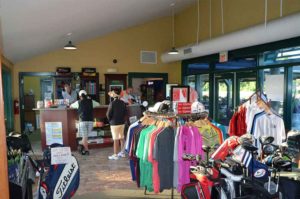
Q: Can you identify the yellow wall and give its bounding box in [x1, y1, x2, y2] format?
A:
[175, 0, 300, 47]
[12, 0, 300, 131]
[13, 16, 181, 131]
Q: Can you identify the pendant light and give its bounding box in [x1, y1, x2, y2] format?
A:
[64, 33, 77, 50]
[64, 41, 77, 50]
[168, 3, 178, 55]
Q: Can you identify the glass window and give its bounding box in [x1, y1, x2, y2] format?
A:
[260, 46, 300, 66]
[215, 58, 256, 70]
[196, 74, 209, 111]
[262, 67, 285, 116]
[238, 74, 257, 104]
[291, 66, 300, 130]
[186, 75, 196, 89]
[216, 76, 234, 125]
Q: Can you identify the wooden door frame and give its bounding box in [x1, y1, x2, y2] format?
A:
[19, 72, 55, 132]
[0, 54, 10, 198]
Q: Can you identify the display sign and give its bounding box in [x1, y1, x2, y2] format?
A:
[219, 51, 228, 62]
[45, 122, 63, 145]
[51, 147, 72, 165]
[82, 67, 97, 76]
[264, 75, 284, 102]
[56, 67, 71, 76]
[171, 86, 190, 103]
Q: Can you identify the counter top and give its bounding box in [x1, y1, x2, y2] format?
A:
[33, 103, 141, 111]
[33, 105, 109, 111]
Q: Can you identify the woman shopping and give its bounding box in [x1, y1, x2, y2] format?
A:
[107, 90, 127, 160]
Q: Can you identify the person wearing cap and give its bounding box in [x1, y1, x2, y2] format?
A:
[62, 83, 78, 104]
[106, 90, 127, 160]
[70, 90, 100, 155]
[120, 87, 134, 105]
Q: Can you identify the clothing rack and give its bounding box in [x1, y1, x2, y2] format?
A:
[142, 111, 175, 198]
[141, 111, 210, 198]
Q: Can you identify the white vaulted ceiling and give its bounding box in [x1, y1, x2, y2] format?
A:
[0, 0, 194, 62]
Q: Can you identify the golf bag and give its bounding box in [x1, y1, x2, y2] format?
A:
[38, 144, 80, 199]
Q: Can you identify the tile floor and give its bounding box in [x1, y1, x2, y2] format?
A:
[30, 140, 179, 199]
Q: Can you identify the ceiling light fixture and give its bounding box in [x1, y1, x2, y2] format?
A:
[64, 41, 77, 50]
[64, 33, 77, 50]
[168, 3, 178, 55]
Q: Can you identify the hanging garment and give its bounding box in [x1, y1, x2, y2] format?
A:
[173, 127, 180, 188]
[197, 124, 220, 149]
[136, 125, 157, 191]
[153, 127, 175, 190]
[251, 113, 286, 151]
[129, 125, 146, 187]
[212, 121, 229, 141]
[148, 127, 164, 193]
[210, 123, 223, 144]
[245, 101, 264, 133]
[177, 126, 203, 192]
[228, 106, 247, 136]
[125, 121, 140, 181]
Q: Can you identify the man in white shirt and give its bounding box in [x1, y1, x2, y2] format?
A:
[62, 83, 77, 104]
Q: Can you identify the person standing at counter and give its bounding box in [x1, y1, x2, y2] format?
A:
[107, 90, 127, 160]
[120, 87, 134, 105]
[62, 83, 78, 104]
[70, 90, 100, 155]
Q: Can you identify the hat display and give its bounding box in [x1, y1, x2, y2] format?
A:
[191, 101, 205, 113]
[79, 90, 87, 96]
[148, 101, 170, 113]
[148, 102, 163, 113]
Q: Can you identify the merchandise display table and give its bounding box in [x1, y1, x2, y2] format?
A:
[34, 106, 109, 151]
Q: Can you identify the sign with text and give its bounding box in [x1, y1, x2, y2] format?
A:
[45, 122, 63, 145]
[219, 51, 228, 62]
[51, 147, 72, 165]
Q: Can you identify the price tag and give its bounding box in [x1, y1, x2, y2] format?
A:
[51, 147, 72, 165]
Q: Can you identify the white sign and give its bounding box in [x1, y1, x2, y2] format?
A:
[219, 51, 228, 62]
[264, 75, 284, 102]
[51, 147, 72, 165]
[45, 122, 63, 145]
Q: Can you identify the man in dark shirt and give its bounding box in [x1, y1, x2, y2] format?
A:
[70, 90, 100, 155]
[106, 90, 127, 160]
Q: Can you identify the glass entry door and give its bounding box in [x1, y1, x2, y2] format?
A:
[236, 72, 257, 105]
[215, 74, 234, 125]
[215, 71, 257, 125]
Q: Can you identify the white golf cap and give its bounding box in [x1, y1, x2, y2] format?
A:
[191, 101, 205, 113]
[79, 90, 87, 96]
[148, 102, 163, 113]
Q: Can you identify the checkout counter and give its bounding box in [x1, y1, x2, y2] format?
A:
[34, 104, 142, 151]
